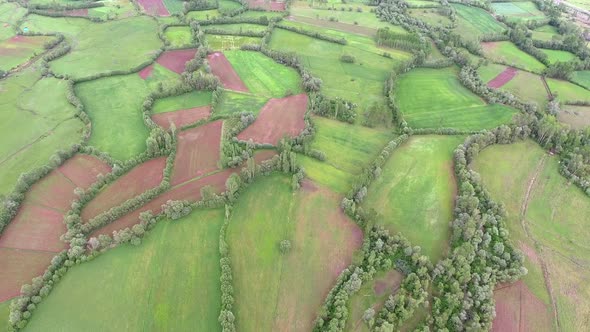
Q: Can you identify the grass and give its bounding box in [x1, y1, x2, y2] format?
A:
[451, 4, 506, 41]
[408, 8, 452, 27]
[205, 23, 267, 33]
[162, 0, 184, 14]
[481, 41, 546, 73]
[546, 78, 590, 103]
[218, 0, 242, 14]
[0, 68, 84, 196]
[21, 14, 92, 38]
[300, 116, 392, 193]
[27, 16, 161, 79]
[152, 91, 212, 114]
[406, 0, 440, 7]
[224, 50, 302, 98]
[205, 34, 262, 50]
[0, 2, 27, 41]
[477, 63, 548, 106]
[491, 1, 546, 22]
[0, 300, 8, 332]
[558, 105, 590, 129]
[396, 67, 516, 130]
[363, 135, 463, 262]
[236, 10, 285, 20]
[269, 26, 411, 118]
[228, 174, 361, 332]
[473, 140, 590, 331]
[539, 48, 577, 64]
[164, 26, 192, 48]
[477, 62, 507, 83]
[571, 70, 590, 90]
[0, 35, 52, 71]
[187, 9, 221, 20]
[290, 2, 399, 30]
[23, 209, 224, 331]
[532, 25, 562, 42]
[214, 91, 268, 116]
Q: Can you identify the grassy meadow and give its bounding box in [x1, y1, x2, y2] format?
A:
[0, 35, 51, 71]
[23, 209, 225, 331]
[395, 67, 516, 130]
[451, 4, 506, 41]
[164, 26, 192, 48]
[214, 91, 268, 116]
[532, 25, 561, 42]
[477, 63, 548, 106]
[546, 78, 590, 103]
[205, 23, 267, 33]
[571, 70, 590, 90]
[187, 9, 221, 20]
[152, 91, 212, 114]
[491, 1, 546, 22]
[363, 135, 463, 262]
[539, 48, 577, 64]
[481, 41, 546, 73]
[0, 2, 27, 41]
[473, 140, 590, 331]
[205, 34, 261, 50]
[408, 8, 452, 27]
[228, 174, 361, 331]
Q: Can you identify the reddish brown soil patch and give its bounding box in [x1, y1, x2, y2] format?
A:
[207, 52, 249, 92]
[488, 67, 518, 89]
[253, 149, 278, 163]
[248, 0, 286, 11]
[45, 8, 88, 16]
[0, 203, 67, 252]
[26, 171, 76, 212]
[137, 0, 169, 16]
[90, 169, 236, 237]
[152, 106, 211, 130]
[300, 178, 317, 192]
[138, 64, 154, 79]
[171, 120, 222, 186]
[0, 248, 56, 302]
[520, 242, 541, 267]
[82, 157, 167, 221]
[156, 49, 196, 74]
[492, 280, 553, 332]
[237, 93, 308, 145]
[58, 154, 111, 189]
[374, 270, 403, 296]
[482, 41, 500, 52]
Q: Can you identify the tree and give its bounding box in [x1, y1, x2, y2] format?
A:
[279, 240, 291, 254]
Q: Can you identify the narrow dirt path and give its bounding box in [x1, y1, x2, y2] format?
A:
[519, 154, 561, 332]
[540, 76, 554, 100]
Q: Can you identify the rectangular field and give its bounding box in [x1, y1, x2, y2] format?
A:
[491, 2, 546, 22]
[451, 4, 506, 41]
[481, 41, 546, 73]
[152, 91, 212, 114]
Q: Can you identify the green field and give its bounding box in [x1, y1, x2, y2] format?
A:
[218, 0, 242, 14]
[477, 63, 548, 105]
[162, 0, 184, 14]
[540, 48, 577, 64]
[363, 135, 463, 262]
[187, 9, 221, 20]
[269, 26, 411, 118]
[205, 23, 267, 33]
[152, 91, 212, 114]
[482, 41, 546, 73]
[236, 10, 285, 20]
[228, 174, 361, 332]
[451, 4, 506, 41]
[0, 68, 83, 196]
[406, 0, 440, 7]
[571, 70, 590, 90]
[21, 14, 92, 38]
[0, 2, 27, 40]
[164, 26, 192, 48]
[395, 67, 516, 130]
[0, 35, 51, 71]
[491, 1, 546, 22]
[224, 50, 302, 98]
[205, 34, 262, 50]
[408, 8, 452, 27]
[532, 25, 562, 42]
[23, 209, 225, 331]
[0, 300, 8, 332]
[547, 78, 590, 103]
[214, 91, 269, 116]
[299, 116, 392, 193]
[473, 140, 590, 331]
[290, 3, 399, 30]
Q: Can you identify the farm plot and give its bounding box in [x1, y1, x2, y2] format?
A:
[558, 105, 590, 129]
[0, 2, 27, 41]
[408, 8, 452, 27]
[481, 41, 546, 73]
[218, 0, 242, 14]
[451, 4, 506, 41]
[214, 91, 268, 117]
[137, 0, 169, 16]
[492, 281, 553, 332]
[207, 52, 249, 92]
[24, 209, 225, 332]
[81, 157, 166, 221]
[289, 3, 399, 31]
[228, 175, 362, 332]
[298, 116, 392, 193]
[395, 67, 516, 130]
[474, 140, 590, 331]
[162, 0, 184, 14]
[532, 25, 562, 42]
[164, 26, 192, 48]
[247, 0, 285, 10]
[478, 63, 548, 105]
[237, 94, 308, 145]
[156, 49, 196, 74]
[153, 91, 212, 114]
[362, 135, 463, 262]
[571, 70, 590, 89]
[204, 23, 268, 34]
[20, 14, 92, 38]
[224, 50, 302, 98]
[491, 1, 546, 22]
[171, 120, 223, 186]
[0, 155, 110, 302]
[539, 48, 577, 64]
[487, 66, 518, 88]
[546, 78, 590, 103]
[152, 106, 211, 129]
[205, 34, 262, 51]
[0, 35, 52, 71]
[187, 9, 220, 20]
[268, 27, 411, 117]
[47, 16, 162, 79]
[0, 68, 84, 196]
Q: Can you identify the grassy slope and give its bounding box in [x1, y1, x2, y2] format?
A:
[491, 1, 545, 22]
[24, 209, 224, 332]
[228, 174, 361, 332]
[571, 70, 590, 90]
[206, 34, 262, 50]
[408, 8, 452, 27]
[152, 91, 212, 114]
[558, 105, 590, 129]
[477, 63, 548, 106]
[473, 140, 590, 331]
[0, 68, 83, 195]
[214, 91, 268, 116]
[532, 25, 561, 42]
[0, 2, 27, 41]
[268, 26, 410, 116]
[363, 135, 463, 262]
[540, 48, 577, 64]
[0, 35, 51, 71]
[164, 26, 192, 48]
[187, 9, 221, 20]
[206, 23, 267, 33]
[482, 41, 546, 73]
[299, 116, 392, 193]
[547, 78, 590, 103]
[224, 50, 302, 98]
[290, 3, 399, 30]
[451, 4, 506, 41]
[0, 300, 8, 332]
[396, 67, 516, 130]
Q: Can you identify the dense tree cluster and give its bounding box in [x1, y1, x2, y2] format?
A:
[309, 93, 357, 123]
